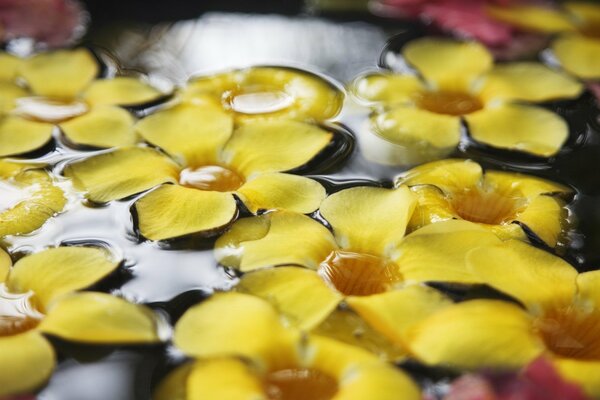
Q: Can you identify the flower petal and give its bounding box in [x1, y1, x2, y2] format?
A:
[466, 104, 568, 157]
[554, 358, 600, 398]
[134, 184, 238, 241]
[60, 105, 136, 148]
[406, 185, 455, 230]
[484, 171, 572, 199]
[565, 2, 600, 29]
[222, 120, 333, 176]
[481, 62, 583, 102]
[575, 270, 600, 306]
[237, 173, 326, 214]
[352, 73, 425, 105]
[397, 220, 503, 284]
[154, 363, 193, 400]
[304, 335, 380, 378]
[319, 186, 416, 257]
[215, 211, 337, 272]
[82, 77, 162, 106]
[402, 38, 492, 91]
[19, 48, 99, 98]
[486, 5, 576, 33]
[0, 332, 55, 397]
[187, 359, 264, 400]
[0, 248, 11, 282]
[237, 266, 342, 330]
[63, 146, 179, 203]
[7, 246, 120, 310]
[552, 35, 600, 80]
[0, 115, 54, 157]
[346, 285, 452, 348]
[136, 101, 233, 165]
[397, 158, 483, 194]
[0, 81, 27, 113]
[334, 364, 421, 400]
[39, 292, 162, 344]
[515, 195, 568, 247]
[407, 300, 544, 370]
[0, 52, 22, 81]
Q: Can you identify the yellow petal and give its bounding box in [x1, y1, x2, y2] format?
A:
[565, 2, 600, 30]
[402, 38, 492, 91]
[83, 77, 162, 106]
[237, 173, 326, 214]
[0, 81, 28, 113]
[0, 115, 54, 157]
[223, 120, 333, 176]
[60, 105, 137, 148]
[0, 248, 11, 282]
[334, 364, 421, 400]
[6, 246, 120, 311]
[484, 170, 572, 199]
[320, 186, 416, 257]
[153, 363, 193, 400]
[19, 48, 99, 98]
[552, 35, 600, 80]
[515, 195, 568, 247]
[554, 358, 600, 398]
[0, 170, 66, 237]
[39, 292, 162, 344]
[406, 185, 454, 230]
[134, 184, 238, 241]
[136, 101, 233, 166]
[481, 62, 583, 102]
[187, 359, 264, 400]
[64, 146, 179, 203]
[0, 52, 22, 81]
[0, 331, 55, 397]
[237, 266, 342, 330]
[352, 73, 424, 105]
[575, 270, 600, 306]
[466, 104, 568, 157]
[397, 158, 483, 193]
[407, 300, 544, 370]
[215, 211, 337, 272]
[487, 5, 576, 33]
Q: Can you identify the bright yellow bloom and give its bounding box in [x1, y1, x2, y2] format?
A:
[0, 246, 164, 396]
[352, 38, 582, 159]
[0, 159, 66, 237]
[0, 49, 163, 155]
[404, 239, 600, 397]
[397, 159, 573, 248]
[154, 292, 421, 400]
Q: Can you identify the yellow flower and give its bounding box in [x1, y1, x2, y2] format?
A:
[0, 159, 66, 237]
[352, 38, 583, 158]
[397, 159, 573, 248]
[64, 112, 334, 241]
[487, 2, 600, 80]
[0, 246, 164, 396]
[154, 292, 421, 400]
[404, 239, 600, 397]
[0, 48, 163, 155]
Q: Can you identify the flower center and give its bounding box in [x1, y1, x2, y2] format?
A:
[416, 90, 483, 116]
[13, 96, 88, 123]
[318, 250, 403, 297]
[0, 283, 44, 337]
[264, 368, 338, 400]
[227, 89, 294, 115]
[179, 165, 245, 192]
[451, 187, 525, 225]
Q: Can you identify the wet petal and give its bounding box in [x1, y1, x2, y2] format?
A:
[0, 248, 11, 281]
[223, 120, 333, 176]
[334, 364, 421, 400]
[406, 185, 455, 230]
[304, 335, 380, 378]
[402, 38, 492, 91]
[352, 73, 424, 105]
[486, 5, 576, 33]
[564, 2, 600, 30]
[40, 292, 162, 344]
[515, 195, 568, 247]
[481, 62, 583, 102]
[397, 158, 483, 194]
[187, 359, 264, 400]
[154, 362, 193, 400]
[134, 184, 238, 241]
[83, 77, 162, 106]
[19, 48, 99, 98]
[552, 35, 600, 80]
[575, 270, 600, 306]
[346, 285, 452, 348]
[407, 300, 544, 370]
[0, 115, 54, 157]
[237, 266, 342, 330]
[136, 101, 233, 165]
[7, 246, 119, 310]
[466, 104, 568, 157]
[320, 186, 416, 257]
[63, 146, 179, 203]
[554, 358, 600, 399]
[484, 170, 572, 199]
[237, 173, 326, 214]
[215, 212, 337, 272]
[60, 105, 136, 148]
[0, 331, 55, 397]
[0, 52, 22, 81]
[0, 81, 27, 113]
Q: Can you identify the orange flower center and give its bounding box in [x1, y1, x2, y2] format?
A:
[450, 187, 525, 225]
[179, 165, 245, 192]
[417, 90, 483, 116]
[13, 96, 88, 123]
[318, 250, 403, 296]
[264, 368, 338, 400]
[226, 87, 294, 115]
[0, 284, 43, 337]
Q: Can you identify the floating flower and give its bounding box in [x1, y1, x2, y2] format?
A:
[0, 245, 163, 396]
[352, 38, 582, 159]
[0, 48, 163, 156]
[397, 159, 573, 248]
[0, 159, 65, 237]
[64, 113, 333, 241]
[405, 239, 600, 397]
[154, 292, 421, 400]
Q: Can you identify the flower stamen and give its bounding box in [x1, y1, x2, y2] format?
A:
[416, 91, 483, 116]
